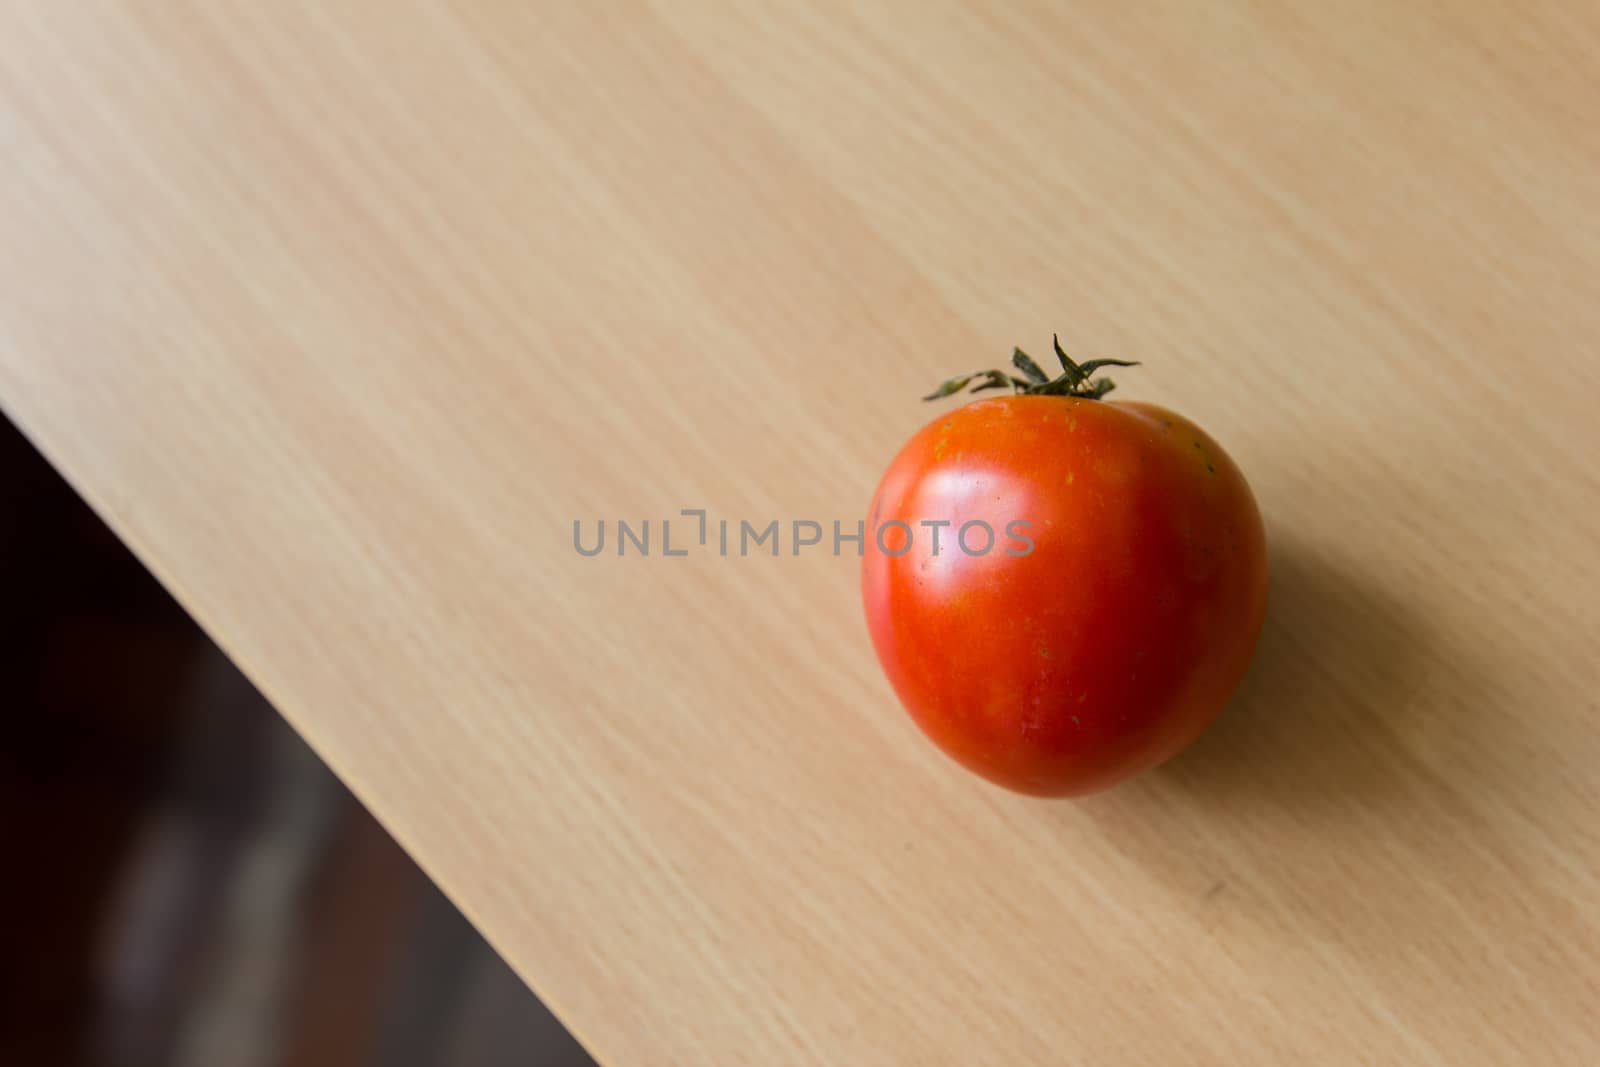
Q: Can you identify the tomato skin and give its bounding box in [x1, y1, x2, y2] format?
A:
[861, 395, 1267, 796]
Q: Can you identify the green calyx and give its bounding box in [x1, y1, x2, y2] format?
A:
[923, 334, 1139, 402]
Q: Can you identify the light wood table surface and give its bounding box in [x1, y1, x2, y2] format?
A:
[3, 3, 1598, 1063]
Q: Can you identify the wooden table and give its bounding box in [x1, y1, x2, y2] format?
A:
[4, 3, 1597, 1063]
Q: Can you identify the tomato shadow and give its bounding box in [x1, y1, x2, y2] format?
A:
[1001, 527, 1501, 953]
[1018, 525, 1515, 980]
[1140, 530, 1486, 814]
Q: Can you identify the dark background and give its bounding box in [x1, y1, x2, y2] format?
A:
[0, 415, 595, 1067]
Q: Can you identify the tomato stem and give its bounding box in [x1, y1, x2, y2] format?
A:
[923, 335, 1138, 402]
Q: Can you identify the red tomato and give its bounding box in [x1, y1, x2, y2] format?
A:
[862, 352, 1267, 796]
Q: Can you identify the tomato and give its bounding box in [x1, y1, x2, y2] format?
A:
[861, 344, 1267, 796]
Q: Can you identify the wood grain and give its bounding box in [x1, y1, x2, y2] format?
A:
[3, 2, 1598, 1063]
